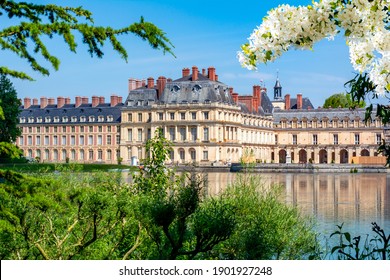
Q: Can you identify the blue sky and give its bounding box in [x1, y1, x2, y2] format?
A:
[4, 0, 357, 108]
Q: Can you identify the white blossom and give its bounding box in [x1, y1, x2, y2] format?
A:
[238, 0, 390, 96]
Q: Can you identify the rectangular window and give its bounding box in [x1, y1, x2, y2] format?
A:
[107, 135, 112, 145]
[116, 135, 120, 144]
[71, 126, 75, 133]
[191, 112, 196, 120]
[80, 126, 84, 133]
[128, 113, 132, 122]
[158, 112, 163, 121]
[28, 127, 32, 133]
[203, 150, 208, 160]
[313, 134, 318, 145]
[138, 129, 142, 141]
[191, 127, 197, 142]
[180, 127, 186, 141]
[333, 134, 338, 145]
[98, 150, 103, 160]
[62, 136, 66, 145]
[355, 134, 360, 145]
[275, 135, 278, 145]
[97, 135, 102, 145]
[107, 126, 111, 132]
[128, 129, 133, 141]
[71, 136, 75, 145]
[79, 136, 84, 145]
[45, 127, 49, 133]
[181, 112, 185, 120]
[169, 127, 175, 141]
[37, 127, 41, 133]
[170, 112, 175, 120]
[89, 150, 94, 160]
[292, 135, 297, 145]
[28, 136, 32, 145]
[45, 136, 50, 145]
[36, 136, 41, 145]
[138, 113, 142, 122]
[54, 126, 58, 133]
[98, 126, 103, 133]
[63, 126, 66, 133]
[376, 133, 382, 145]
[88, 135, 93, 145]
[89, 126, 93, 132]
[204, 112, 209, 120]
[147, 129, 151, 140]
[203, 127, 209, 141]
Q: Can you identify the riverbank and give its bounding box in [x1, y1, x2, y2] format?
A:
[172, 163, 389, 173]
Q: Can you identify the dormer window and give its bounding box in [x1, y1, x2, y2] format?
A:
[127, 100, 134, 106]
[107, 115, 113, 122]
[171, 85, 180, 93]
[71, 116, 77, 122]
[89, 116, 95, 122]
[62, 116, 68, 122]
[45, 116, 51, 123]
[28, 117, 34, 123]
[20, 117, 26, 123]
[192, 84, 202, 92]
[37, 117, 42, 123]
[54, 116, 60, 123]
[137, 100, 144, 106]
[98, 115, 104, 122]
[80, 115, 86, 122]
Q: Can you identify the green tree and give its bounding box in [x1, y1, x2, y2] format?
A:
[0, 75, 21, 143]
[0, 1, 174, 80]
[323, 93, 365, 109]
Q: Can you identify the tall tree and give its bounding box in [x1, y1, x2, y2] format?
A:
[323, 93, 365, 109]
[0, 75, 21, 143]
[0, 1, 174, 80]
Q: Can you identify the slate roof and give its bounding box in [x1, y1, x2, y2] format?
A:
[19, 103, 123, 125]
[273, 107, 375, 123]
[288, 97, 314, 110]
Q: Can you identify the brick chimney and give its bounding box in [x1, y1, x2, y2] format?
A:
[48, 98, 55, 105]
[65, 97, 71, 105]
[57, 96, 65, 108]
[208, 66, 216, 81]
[128, 78, 137, 91]
[147, 77, 154, 89]
[33, 98, 38, 105]
[75, 96, 82, 108]
[81, 97, 89, 104]
[215, 74, 218, 81]
[202, 68, 206, 76]
[24, 97, 31, 109]
[135, 79, 143, 89]
[157, 76, 167, 100]
[118, 96, 123, 104]
[232, 93, 239, 104]
[285, 94, 290, 110]
[99, 96, 105, 104]
[192, 66, 198, 81]
[92, 96, 99, 107]
[110, 95, 119, 107]
[182, 68, 190, 77]
[297, 94, 303, 109]
[40, 97, 48, 109]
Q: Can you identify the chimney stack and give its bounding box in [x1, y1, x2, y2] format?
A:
[135, 79, 143, 89]
[157, 76, 167, 100]
[99, 96, 105, 104]
[182, 68, 190, 77]
[118, 96, 123, 104]
[57, 96, 65, 108]
[128, 78, 137, 91]
[202, 68, 206, 76]
[192, 66, 198, 81]
[65, 97, 71, 105]
[147, 77, 154, 89]
[75, 96, 82, 108]
[33, 98, 38, 106]
[24, 97, 31, 109]
[40, 97, 48, 109]
[253, 85, 261, 112]
[208, 66, 216, 81]
[297, 94, 303, 110]
[232, 93, 239, 104]
[285, 94, 290, 110]
[48, 98, 55, 105]
[215, 74, 219, 81]
[92, 96, 99, 107]
[82, 97, 89, 104]
[110, 95, 119, 107]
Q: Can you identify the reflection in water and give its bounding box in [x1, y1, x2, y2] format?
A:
[123, 171, 390, 239]
[205, 173, 390, 237]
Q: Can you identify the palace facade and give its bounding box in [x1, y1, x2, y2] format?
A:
[16, 66, 386, 165]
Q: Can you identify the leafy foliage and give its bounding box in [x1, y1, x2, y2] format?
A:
[0, 75, 21, 143]
[323, 92, 365, 109]
[0, 1, 174, 80]
[330, 222, 390, 260]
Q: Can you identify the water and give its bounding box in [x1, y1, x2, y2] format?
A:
[124, 171, 390, 256]
[205, 172, 390, 250]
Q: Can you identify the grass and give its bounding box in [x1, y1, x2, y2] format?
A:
[0, 162, 138, 173]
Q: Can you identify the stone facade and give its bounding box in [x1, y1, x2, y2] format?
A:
[16, 66, 386, 165]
